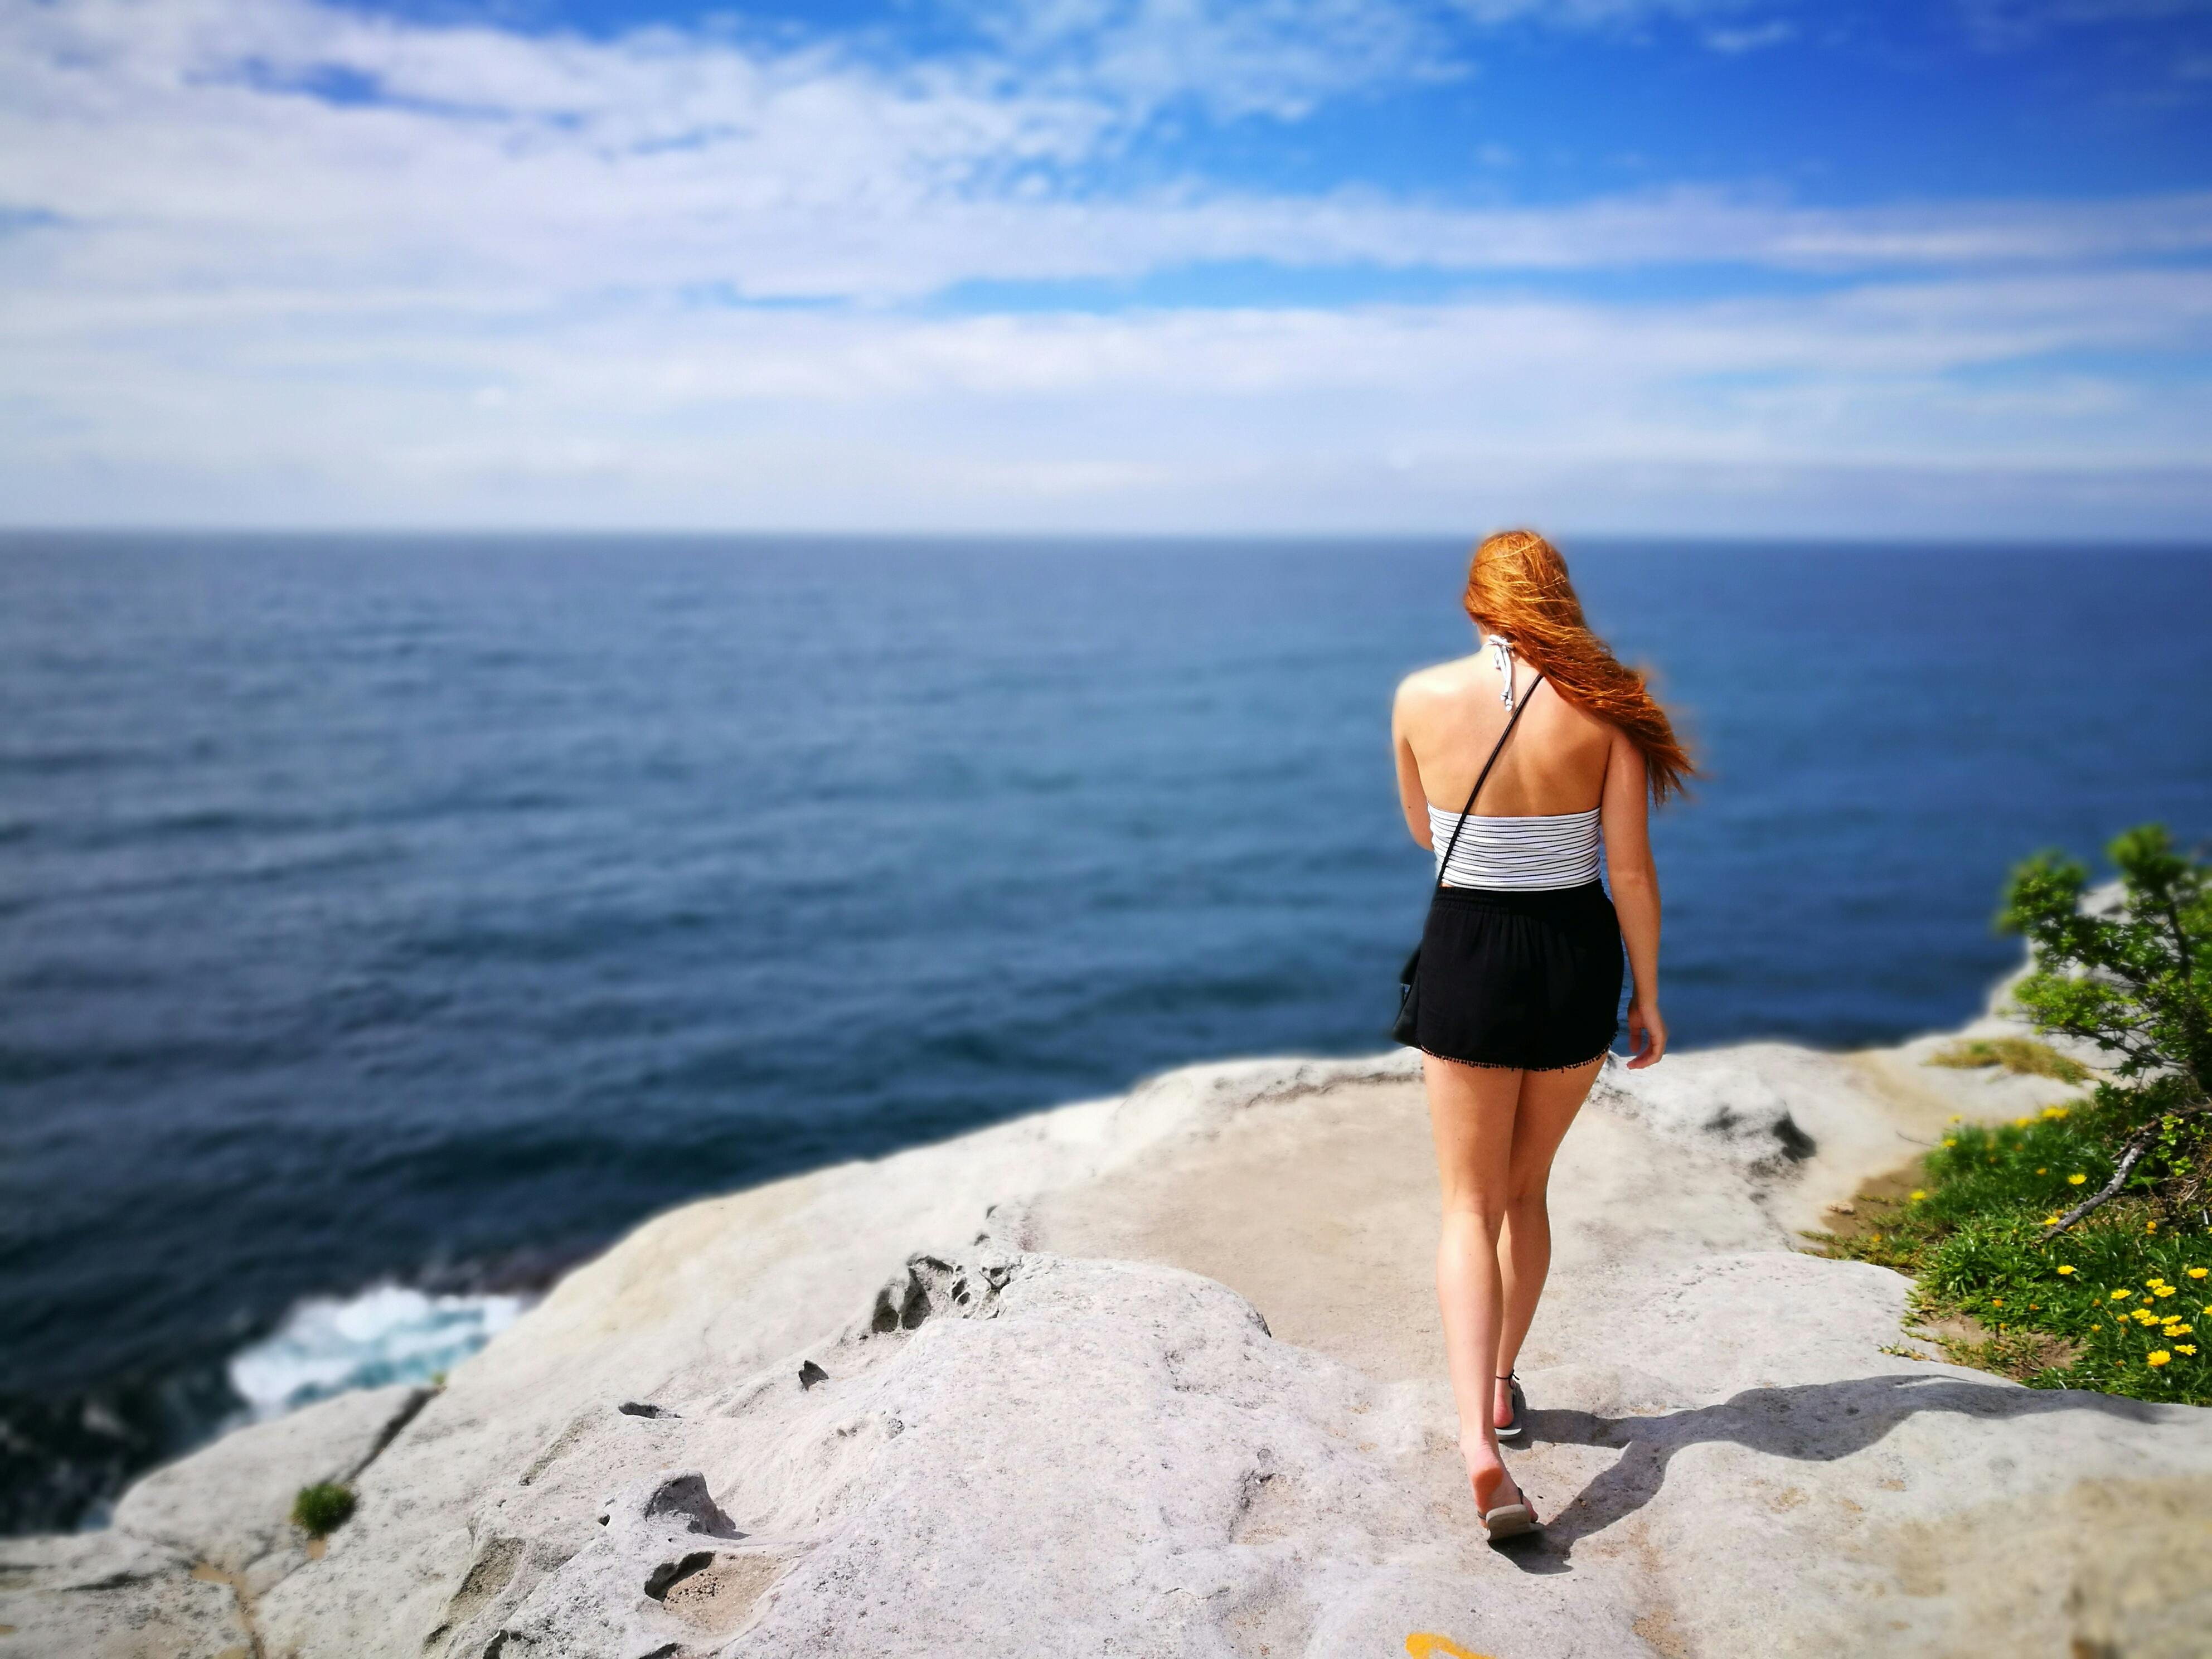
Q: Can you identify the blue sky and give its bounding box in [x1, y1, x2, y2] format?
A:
[450, 0, 2212, 203]
[2, 0, 2208, 533]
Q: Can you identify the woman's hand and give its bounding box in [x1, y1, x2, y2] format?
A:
[1625, 997, 1667, 1069]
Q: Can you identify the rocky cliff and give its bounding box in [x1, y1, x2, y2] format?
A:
[7, 988, 2210, 1659]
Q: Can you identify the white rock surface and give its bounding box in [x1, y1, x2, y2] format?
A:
[11, 983, 2208, 1659]
[0, 1529, 250, 1659]
[110, 1384, 428, 1598]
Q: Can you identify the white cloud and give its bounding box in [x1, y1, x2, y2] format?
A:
[961, 0, 1457, 120]
[6, 0, 2206, 304]
[1445, 0, 1768, 23]
[8, 269, 2206, 531]
[957, 0, 1792, 118]
[1704, 20, 1795, 50]
[0, 0, 2205, 534]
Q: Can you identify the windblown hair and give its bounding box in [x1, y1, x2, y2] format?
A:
[1464, 530, 1694, 804]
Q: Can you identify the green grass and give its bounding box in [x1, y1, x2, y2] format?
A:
[291, 1482, 357, 1539]
[1815, 1104, 2210, 1405]
[1925, 1035, 2091, 1084]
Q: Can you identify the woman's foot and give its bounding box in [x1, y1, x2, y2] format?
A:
[1493, 1373, 1519, 1433]
[1464, 1447, 1539, 1540]
[1461, 1437, 1534, 1521]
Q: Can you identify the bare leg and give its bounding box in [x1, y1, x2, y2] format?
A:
[1492, 1055, 1605, 1430]
[1423, 1052, 1525, 1514]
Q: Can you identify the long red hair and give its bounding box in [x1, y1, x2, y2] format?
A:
[1464, 530, 1694, 804]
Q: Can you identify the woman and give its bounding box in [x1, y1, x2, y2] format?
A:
[1390, 530, 1691, 1540]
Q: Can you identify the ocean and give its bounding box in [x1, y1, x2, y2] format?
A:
[3, 533, 2209, 1530]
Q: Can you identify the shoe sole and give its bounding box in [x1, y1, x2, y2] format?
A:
[1480, 1503, 1538, 1540]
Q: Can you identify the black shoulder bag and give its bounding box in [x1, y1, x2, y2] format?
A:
[1392, 670, 1546, 1047]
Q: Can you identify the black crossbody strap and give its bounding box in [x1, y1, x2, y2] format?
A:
[1429, 669, 1546, 896]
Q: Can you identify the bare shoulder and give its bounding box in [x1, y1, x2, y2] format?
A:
[1394, 654, 1479, 710]
[1541, 679, 1620, 741]
[1598, 719, 1648, 801]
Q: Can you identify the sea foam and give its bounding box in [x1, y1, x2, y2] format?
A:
[227, 1284, 528, 1419]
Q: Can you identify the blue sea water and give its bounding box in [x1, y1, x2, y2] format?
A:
[3, 533, 2209, 1526]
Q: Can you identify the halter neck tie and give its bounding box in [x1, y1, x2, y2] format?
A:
[1487, 633, 1517, 709]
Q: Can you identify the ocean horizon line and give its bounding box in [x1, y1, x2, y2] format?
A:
[6, 526, 2212, 552]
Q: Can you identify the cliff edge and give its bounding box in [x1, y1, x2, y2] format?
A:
[6, 986, 2210, 1658]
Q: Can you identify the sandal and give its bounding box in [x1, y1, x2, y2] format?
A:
[1495, 1371, 1526, 1442]
[1474, 1467, 1539, 1541]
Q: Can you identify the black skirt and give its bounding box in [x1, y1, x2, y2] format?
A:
[1410, 880, 1623, 1071]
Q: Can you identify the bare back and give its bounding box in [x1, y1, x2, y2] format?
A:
[1394, 648, 1613, 819]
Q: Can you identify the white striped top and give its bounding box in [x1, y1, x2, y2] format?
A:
[1429, 803, 1602, 890]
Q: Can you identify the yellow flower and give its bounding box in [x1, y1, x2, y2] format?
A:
[2148, 1351, 2171, 1367]
[2188, 1267, 2208, 1279]
[2041, 1104, 2068, 1119]
[2035, 1168, 2047, 1175]
[1909, 1190, 1927, 1201]
[1942, 1138, 1957, 1148]
[2178, 1345, 2199, 1356]
[2156, 1286, 2176, 1297]
[2147, 1220, 2158, 1233]
[2014, 1115, 2031, 1128]
[2111, 1289, 2133, 1299]
[2056, 1265, 2077, 1275]
[2091, 1324, 2102, 1332]
[2165, 1323, 2194, 1337]
[1991, 1298, 2005, 1308]
[2068, 1173, 2088, 1185]
[2042, 1214, 2063, 1226]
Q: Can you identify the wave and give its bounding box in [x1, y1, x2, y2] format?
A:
[226, 1284, 530, 1420]
[2, 1280, 541, 1536]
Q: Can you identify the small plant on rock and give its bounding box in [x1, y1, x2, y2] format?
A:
[1927, 1035, 2089, 1084]
[1820, 1110, 2209, 1405]
[292, 1481, 356, 1539]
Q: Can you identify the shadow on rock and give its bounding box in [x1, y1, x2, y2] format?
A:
[1506, 1373, 2165, 1571]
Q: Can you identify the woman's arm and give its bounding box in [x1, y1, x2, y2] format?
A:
[1390, 681, 1435, 849]
[1600, 726, 1667, 1068]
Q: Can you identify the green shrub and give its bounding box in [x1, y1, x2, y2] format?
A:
[291, 1481, 356, 1538]
[2000, 826, 2209, 1234]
